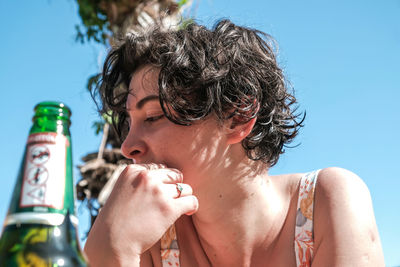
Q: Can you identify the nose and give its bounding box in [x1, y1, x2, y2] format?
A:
[121, 128, 146, 162]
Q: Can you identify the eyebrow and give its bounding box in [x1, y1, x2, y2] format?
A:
[136, 95, 160, 109]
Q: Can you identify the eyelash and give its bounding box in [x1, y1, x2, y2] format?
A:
[124, 114, 164, 132]
[145, 114, 164, 123]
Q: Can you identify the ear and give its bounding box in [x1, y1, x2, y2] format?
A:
[225, 116, 257, 145]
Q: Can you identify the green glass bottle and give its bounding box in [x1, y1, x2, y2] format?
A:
[0, 101, 87, 267]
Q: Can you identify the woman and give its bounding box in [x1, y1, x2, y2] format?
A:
[84, 20, 384, 266]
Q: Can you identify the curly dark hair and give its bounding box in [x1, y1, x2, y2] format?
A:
[94, 19, 304, 167]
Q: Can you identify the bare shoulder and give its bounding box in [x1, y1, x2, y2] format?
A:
[316, 167, 369, 197]
[312, 167, 385, 266]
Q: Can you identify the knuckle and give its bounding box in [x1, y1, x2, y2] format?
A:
[150, 184, 163, 196]
[131, 169, 151, 188]
[158, 201, 173, 216]
[115, 166, 131, 185]
[136, 169, 150, 180]
[122, 165, 145, 181]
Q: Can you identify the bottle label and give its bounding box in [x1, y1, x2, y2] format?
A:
[4, 132, 78, 226]
[19, 133, 67, 210]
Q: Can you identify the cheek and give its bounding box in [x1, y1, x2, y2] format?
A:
[149, 120, 225, 173]
[151, 128, 199, 168]
[167, 125, 225, 173]
[147, 126, 187, 160]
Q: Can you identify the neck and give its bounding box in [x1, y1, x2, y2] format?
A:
[191, 152, 287, 266]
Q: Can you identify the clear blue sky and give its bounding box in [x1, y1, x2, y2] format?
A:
[0, 0, 399, 265]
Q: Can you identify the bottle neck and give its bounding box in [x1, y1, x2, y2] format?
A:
[4, 102, 77, 227]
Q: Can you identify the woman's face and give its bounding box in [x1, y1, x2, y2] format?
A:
[121, 65, 229, 187]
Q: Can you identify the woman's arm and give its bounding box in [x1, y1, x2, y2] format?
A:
[312, 167, 384, 266]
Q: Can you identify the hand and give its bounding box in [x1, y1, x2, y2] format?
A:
[84, 164, 199, 267]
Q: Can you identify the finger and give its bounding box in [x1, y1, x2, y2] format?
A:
[122, 164, 167, 177]
[167, 183, 192, 198]
[174, 195, 199, 216]
[147, 168, 183, 184]
[135, 163, 167, 170]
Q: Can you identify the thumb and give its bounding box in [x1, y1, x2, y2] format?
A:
[175, 195, 199, 216]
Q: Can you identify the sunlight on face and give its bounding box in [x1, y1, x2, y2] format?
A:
[123, 65, 233, 187]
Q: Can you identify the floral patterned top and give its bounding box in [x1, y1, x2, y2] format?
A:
[294, 169, 320, 267]
[160, 170, 320, 267]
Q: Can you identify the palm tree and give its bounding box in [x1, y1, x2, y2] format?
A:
[74, 0, 193, 229]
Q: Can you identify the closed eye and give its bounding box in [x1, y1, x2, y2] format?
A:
[145, 114, 164, 123]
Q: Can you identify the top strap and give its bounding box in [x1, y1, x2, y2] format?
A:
[160, 224, 180, 266]
[294, 169, 320, 267]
